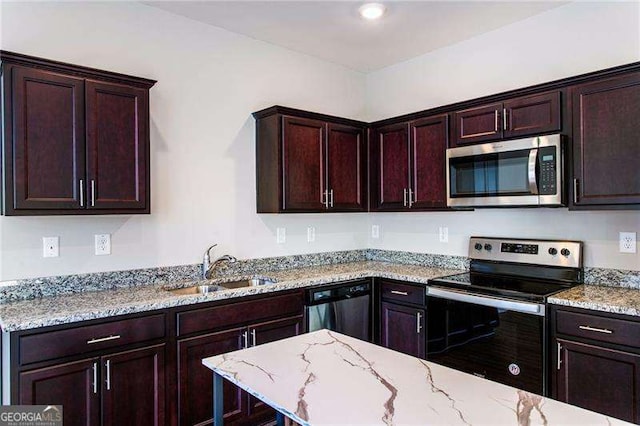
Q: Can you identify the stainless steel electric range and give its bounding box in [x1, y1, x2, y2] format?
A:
[427, 236, 583, 395]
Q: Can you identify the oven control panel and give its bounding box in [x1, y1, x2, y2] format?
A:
[469, 237, 582, 268]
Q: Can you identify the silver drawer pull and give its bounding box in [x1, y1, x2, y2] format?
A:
[87, 334, 121, 344]
[390, 290, 409, 296]
[579, 325, 613, 334]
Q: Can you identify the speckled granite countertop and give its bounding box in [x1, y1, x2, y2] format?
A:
[549, 285, 640, 317]
[0, 261, 462, 332]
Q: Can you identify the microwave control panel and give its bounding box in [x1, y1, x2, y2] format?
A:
[538, 146, 557, 195]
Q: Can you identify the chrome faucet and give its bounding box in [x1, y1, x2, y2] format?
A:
[203, 244, 237, 279]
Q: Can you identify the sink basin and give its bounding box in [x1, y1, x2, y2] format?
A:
[168, 278, 276, 295]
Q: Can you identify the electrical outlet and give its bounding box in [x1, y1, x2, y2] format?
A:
[43, 237, 59, 258]
[439, 226, 449, 243]
[95, 234, 111, 255]
[619, 232, 637, 253]
[307, 226, 315, 243]
[371, 225, 380, 239]
[276, 228, 286, 244]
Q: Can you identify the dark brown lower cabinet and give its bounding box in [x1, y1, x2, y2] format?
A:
[555, 338, 640, 423]
[380, 302, 425, 359]
[177, 315, 304, 426]
[19, 344, 164, 426]
[20, 358, 100, 426]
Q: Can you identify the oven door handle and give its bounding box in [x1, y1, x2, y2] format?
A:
[426, 287, 545, 316]
[528, 148, 539, 195]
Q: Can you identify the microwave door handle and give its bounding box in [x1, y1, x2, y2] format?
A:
[528, 148, 539, 195]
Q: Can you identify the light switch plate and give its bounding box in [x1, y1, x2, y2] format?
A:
[307, 226, 315, 243]
[371, 225, 380, 239]
[276, 228, 286, 244]
[95, 234, 111, 255]
[439, 227, 449, 243]
[43, 237, 59, 258]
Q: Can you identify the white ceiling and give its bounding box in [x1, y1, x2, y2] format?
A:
[145, 1, 567, 73]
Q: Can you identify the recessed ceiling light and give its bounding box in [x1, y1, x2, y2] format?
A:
[358, 3, 386, 20]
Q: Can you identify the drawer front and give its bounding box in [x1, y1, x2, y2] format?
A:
[20, 314, 165, 366]
[556, 310, 640, 348]
[380, 280, 425, 306]
[177, 292, 303, 336]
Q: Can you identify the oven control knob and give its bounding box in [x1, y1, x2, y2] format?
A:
[561, 248, 571, 257]
[474, 243, 483, 251]
[484, 243, 493, 251]
[548, 247, 558, 256]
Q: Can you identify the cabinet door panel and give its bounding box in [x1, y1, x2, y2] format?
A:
[503, 91, 561, 139]
[454, 103, 502, 145]
[556, 339, 640, 423]
[572, 73, 640, 205]
[410, 115, 447, 209]
[380, 302, 425, 359]
[178, 329, 245, 425]
[327, 123, 366, 211]
[19, 358, 99, 426]
[282, 116, 326, 211]
[102, 344, 165, 426]
[372, 123, 409, 210]
[10, 66, 85, 210]
[86, 80, 147, 210]
[248, 316, 304, 418]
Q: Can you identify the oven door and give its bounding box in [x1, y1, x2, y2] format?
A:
[426, 287, 546, 395]
[446, 134, 562, 207]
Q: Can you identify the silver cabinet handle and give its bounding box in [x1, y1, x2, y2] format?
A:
[87, 335, 121, 345]
[390, 290, 408, 296]
[79, 179, 85, 207]
[416, 312, 422, 334]
[251, 329, 257, 347]
[329, 189, 334, 208]
[408, 188, 413, 208]
[105, 359, 111, 391]
[494, 110, 499, 132]
[323, 190, 329, 209]
[579, 325, 613, 334]
[90, 180, 96, 207]
[557, 342, 562, 370]
[573, 178, 579, 204]
[242, 330, 249, 349]
[503, 108, 508, 130]
[92, 361, 98, 394]
[403, 188, 408, 207]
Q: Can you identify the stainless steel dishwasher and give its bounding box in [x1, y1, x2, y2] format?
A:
[305, 280, 372, 342]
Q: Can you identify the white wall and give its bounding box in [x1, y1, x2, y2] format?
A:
[366, 1, 640, 271]
[0, 1, 369, 280]
[1, 1, 639, 280]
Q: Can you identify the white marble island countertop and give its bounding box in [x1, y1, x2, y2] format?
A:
[203, 329, 630, 425]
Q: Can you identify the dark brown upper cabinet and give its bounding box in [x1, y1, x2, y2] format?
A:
[254, 106, 367, 213]
[1, 51, 155, 215]
[571, 72, 640, 207]
[453, 91, 561, 146]
[370, 115, 448, 211]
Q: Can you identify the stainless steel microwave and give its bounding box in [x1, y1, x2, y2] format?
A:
[446, 134, 564, 207]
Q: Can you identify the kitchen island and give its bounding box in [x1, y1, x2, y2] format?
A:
[203, 329, 629, 425]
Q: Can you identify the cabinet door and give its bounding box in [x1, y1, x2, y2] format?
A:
[8, 66, 85, 212]
[503, 91, 561, 139]
[19, 358, 99, 426]
[102, 344, 165, 426]
[410, 115, 448, 209]
[572, 73, 640, 206]
[178, 328, 246, 425]
[282, 116, 326, 211]
[371, 123, 410, 210]
[247, 316, 304, 419]
[326, 123, 367, 211]
[454, 103, 502, 145]
[85, 80, 148, 210]
[555, 339, 640, 423]
[380, 302, 425, 359]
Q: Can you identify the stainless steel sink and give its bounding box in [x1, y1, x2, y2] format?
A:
[168, 278, 276, 295]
